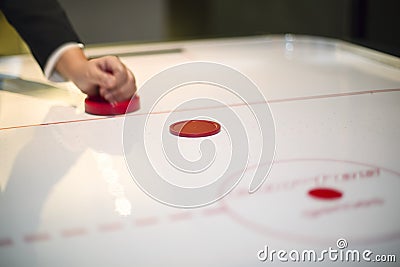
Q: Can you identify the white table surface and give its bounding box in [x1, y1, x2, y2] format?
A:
[1, 35, 400, 266]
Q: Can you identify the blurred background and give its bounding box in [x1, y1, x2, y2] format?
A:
[1, 0, 399, 56]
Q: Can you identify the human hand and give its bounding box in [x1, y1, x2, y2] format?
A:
[56, 47, 136, 103]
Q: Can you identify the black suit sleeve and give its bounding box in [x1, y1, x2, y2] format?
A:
[0, 0, 81, 70]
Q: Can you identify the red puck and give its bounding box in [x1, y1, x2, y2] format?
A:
[169, 120, 221, 138]
[85, 94, 140, 115]
[308, 187, 343, 200]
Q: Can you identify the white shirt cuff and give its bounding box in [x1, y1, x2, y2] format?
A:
[44, 42, 84, 82]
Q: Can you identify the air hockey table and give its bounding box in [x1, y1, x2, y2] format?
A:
[1, 35, 400, 266]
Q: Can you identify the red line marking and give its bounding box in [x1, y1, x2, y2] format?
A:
[61, 227, 88, 238]
[274, 158, 400, 177]
[169, 212, 193, 222]
[134, 217, 159, 227]
[1, 88, 399, 131]
[0, 116, 114, 131]
[0, 238, 13, 247]
[268, 88, 400, 103]
[303, 198, 384, 218]
[24, 233, 51, 243]
[98, 222, 124, 232]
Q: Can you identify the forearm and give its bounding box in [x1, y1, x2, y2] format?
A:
[55, 46, 88, 82]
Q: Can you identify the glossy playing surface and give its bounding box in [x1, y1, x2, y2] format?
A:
[1, 36, 400, 266]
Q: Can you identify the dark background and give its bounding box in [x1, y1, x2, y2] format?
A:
[60, 0, 399, 56]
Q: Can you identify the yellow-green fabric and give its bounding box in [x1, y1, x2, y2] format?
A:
[0, 11, 30, 56]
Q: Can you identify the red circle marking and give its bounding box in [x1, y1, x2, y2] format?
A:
[308, 187, 343, 200]
[220, 159, 400, 245]
[85, 95, 140, 115]
[169, 120, 221, 138]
